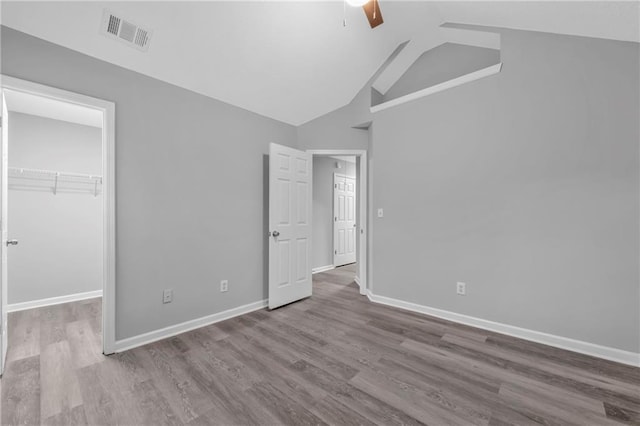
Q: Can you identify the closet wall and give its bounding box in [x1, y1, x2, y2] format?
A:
[8, 112, 102, 305]
[312, 157, 356, 270]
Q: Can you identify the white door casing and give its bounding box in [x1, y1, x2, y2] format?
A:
[307, 149, 368, 296]
[1, 75, 116, 355]
[334, 174, 356, 267]
[269, 143, 312, 309]
[0, 92, 9, 375]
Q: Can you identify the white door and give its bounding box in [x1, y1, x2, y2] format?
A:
[268, 143, 312, 309]
[334, 174, 356, 267]
[0, 92, 9, 375]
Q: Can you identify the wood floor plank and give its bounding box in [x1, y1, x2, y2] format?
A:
[133, 341, 213, 424]
[127, 379, 181, 426]
[40, 340, 83, 419]
[178, 351, 283, 426]
[350, 365, 486, 426]
[66, 320, 104, 369]
[38, 304, 74, 348]
[290, 359, 424, 426]
[603, 401, 640, 425]
[374, 357, 495, 422]
[3, 263, 639, 425]
[6, 309, 41, 363]
[309, 394, 377, 426]
[443, 332, 640, 398]
[497, 382, 619, 426]
[216, 331, 329, 408]
[42, 405, 88, 426]
[246, 316, 360, 382]
[246, 381, 329, 426]
[73, 364, 119, 425]
[486, 334, 640, 384]
[1, 355, 41, 426]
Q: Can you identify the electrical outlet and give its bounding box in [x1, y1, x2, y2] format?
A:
[220, 280, 229, 293]
[163, 289, 173, 304]
[456, 282, 466, 296]
[377, 208, 384, 218]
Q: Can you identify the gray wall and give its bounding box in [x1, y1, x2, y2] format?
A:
[312, 157, 356, 269]
[382, 42, 500, 103]
[8, 112, 102, 304]
[301, 29, 640, 353]
[297, 103, 369, 151]
[3, 24, 638, 353]
[1, 26, 297, 340]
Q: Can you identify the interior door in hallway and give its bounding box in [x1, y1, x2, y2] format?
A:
[334, 174, 356, 267]
[268, 143, 312, 309]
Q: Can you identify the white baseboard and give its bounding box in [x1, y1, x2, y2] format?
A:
[312, 264, 335, 274]
[354, 276, 361, 286]
[7, 290, 103, 313]
[366, 291, 639, 367]
[114, 299, 268, 353]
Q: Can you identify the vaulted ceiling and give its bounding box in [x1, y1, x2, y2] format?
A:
[1, 1, 638, 125]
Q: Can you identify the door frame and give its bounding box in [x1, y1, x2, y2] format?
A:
[0, 75, 117, 355]
[308, 150, 368, 296]
[333, 172, 357, 268]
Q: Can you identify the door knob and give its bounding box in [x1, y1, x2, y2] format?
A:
[6, 239, 18, 246]
[271, 230, 280, 237]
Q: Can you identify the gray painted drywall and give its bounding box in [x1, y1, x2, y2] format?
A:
[297, 103, 369, 151]
[382, 43, 500, 104]
[3, 23, 638, 353]
[8, 112, 102, 304]
[1, 26, 297, 340]
[300, 28, 640, 353]
[312, 157, 356, 269]
[296, 41, 409, 151]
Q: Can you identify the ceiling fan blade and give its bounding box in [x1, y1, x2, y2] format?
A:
[363, 0, 383, 29]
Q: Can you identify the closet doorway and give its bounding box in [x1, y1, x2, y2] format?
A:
[308, 150, 368, 297]
[0, 76, 115, 376]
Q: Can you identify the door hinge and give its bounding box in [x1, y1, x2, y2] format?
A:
[334, 217, 337, 222]
[335, 250, 337, 255]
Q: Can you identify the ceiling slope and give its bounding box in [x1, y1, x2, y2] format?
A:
[1, 1, 637, 125]
[0, 1, 439, 125]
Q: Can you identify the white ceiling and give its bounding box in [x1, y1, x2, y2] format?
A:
[3, 88, 103, 128]
[1, 1, 638, 125]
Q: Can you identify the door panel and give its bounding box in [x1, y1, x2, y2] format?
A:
[269, 143, 312, 309]
[0, 93, 8, 375]
[334, 174, 356, 267]
[296, 238, 308, 282]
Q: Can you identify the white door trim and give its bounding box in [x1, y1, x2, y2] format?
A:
[1, 75, 117, 355]
[307, 149, 368, 296]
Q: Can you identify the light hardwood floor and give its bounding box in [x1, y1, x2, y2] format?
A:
[2, 263, 639, 425]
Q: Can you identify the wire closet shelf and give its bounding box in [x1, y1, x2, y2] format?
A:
[8, 167, 102, 196]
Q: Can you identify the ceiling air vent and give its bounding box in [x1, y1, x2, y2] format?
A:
[100, 9, 152, 52]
